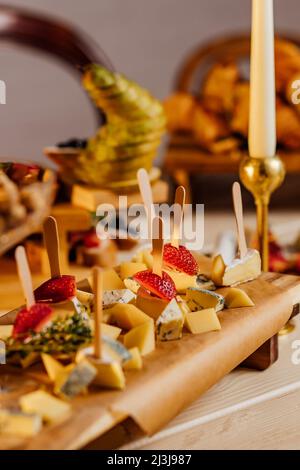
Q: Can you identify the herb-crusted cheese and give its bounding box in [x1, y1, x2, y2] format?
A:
[156, 299, 184, 341]
[186, 288, 225, 312]
[103, 289, 136, 309]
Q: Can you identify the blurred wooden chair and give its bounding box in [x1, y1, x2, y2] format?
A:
[0, 4, 113, 124]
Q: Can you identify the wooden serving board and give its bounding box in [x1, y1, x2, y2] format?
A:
[0, 270, 300, 450]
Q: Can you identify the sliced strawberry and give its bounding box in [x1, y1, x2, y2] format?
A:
[163, 243, 198, 275]
[13, 304, 53, 338]
[83, 229, 100, 248]
[133, 270, 176, 300]
[34, 275, 76, 303]
[8, 163, 40, 184]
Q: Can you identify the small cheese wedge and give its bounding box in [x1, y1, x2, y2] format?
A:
[119, 262, 147, 280]
[123, 320, 155, 356]
[105, 303, 151, 330]
[101, 323, 122, 340]
[211, 254, 226, 286]
[124, 277, 141, 294]
[185, 309, 221, 334]
[211, 250, 261, 287]
[41, 354, 65, 382]
[0, 409, 42, 437]
[0, 325, 13, 340]
[103, 289, 136, 309]
[136, 287, 169, 319]
[89, 320, 121, 340]
[224, 288, 255, 308]
[54, 360, 97, 399]
[186, 288, 225, 312]
[20, 390, 71, 424]
[88, 358, 125, 390]
[156, 299, 184, 341]
[76, 290, 94, 310]
[123, 347, 143, 370]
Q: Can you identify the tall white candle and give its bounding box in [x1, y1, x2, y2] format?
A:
[249, 0, 276, 158]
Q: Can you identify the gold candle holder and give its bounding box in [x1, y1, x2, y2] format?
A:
[240, 154, 294, 335]
[239, 154, 285, 271]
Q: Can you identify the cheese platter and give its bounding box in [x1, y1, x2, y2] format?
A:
[0, 180, 300, 450]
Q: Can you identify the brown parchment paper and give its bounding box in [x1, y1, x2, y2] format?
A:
[107, 279, 293, 434]
[0, 272, 296, 449]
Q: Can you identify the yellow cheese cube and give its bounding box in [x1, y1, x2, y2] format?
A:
[89, 321, 122, 340]
[185, 309, 221, 334]
[105, 303, 151, 330]
[41, 354, 65, 382]
[0, 325, 13, 340]
[123, 321, 155, 356]
[165, 269, 198, 294]
[119, 262, 147, 280]
[224, 288, 255, 308]
[88, 358, 125, 390]
[136, 288, 168, 320]
[123, 347, 143, 370]
[0, 409, 42, 437]
[85, 269, 124, 291]
[20, 390, 71, 424]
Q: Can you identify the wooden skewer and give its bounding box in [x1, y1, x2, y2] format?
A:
[43, 216, 61, 278]
[172, 186, 186, 248]
[232, 182, 248, 259]
[152, 216, 164, 277]
[137, 168, 155, 243]
[93, 266, 103, 360]
[15, 246, 35, 309]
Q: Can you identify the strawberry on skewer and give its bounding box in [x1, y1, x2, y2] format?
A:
[163, 186, 198, 276]
[133, 216, 176, 301]
[34, 217, 76, 304]
[13, 246, 53, 339]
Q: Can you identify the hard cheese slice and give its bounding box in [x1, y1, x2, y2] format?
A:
[0, 410, 42, 437]
[123, 347, 143, 370]
[224, 288, 255, 308]
[105, 303, 151, 330]
[41, 353, 65, 382]
[185, 309, 221, 334]
[186, 288, 225, 312]
[20, 390, 71, 424]
[136, 287, 169, 320]
[156, 298, 184, 341]
[88, 358, 125, 390]
[123, 320, 155, 356]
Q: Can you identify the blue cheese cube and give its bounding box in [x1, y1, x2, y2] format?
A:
[103, 289, 136, 309]
[156, 299, 184, 341]
[186, 288, 225, 312]
[54, 360, 97, 399]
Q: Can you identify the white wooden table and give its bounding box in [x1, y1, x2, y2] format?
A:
[85, 316, 300, 450]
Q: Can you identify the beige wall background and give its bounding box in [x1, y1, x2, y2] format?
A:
[0, 0, 299, 166]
